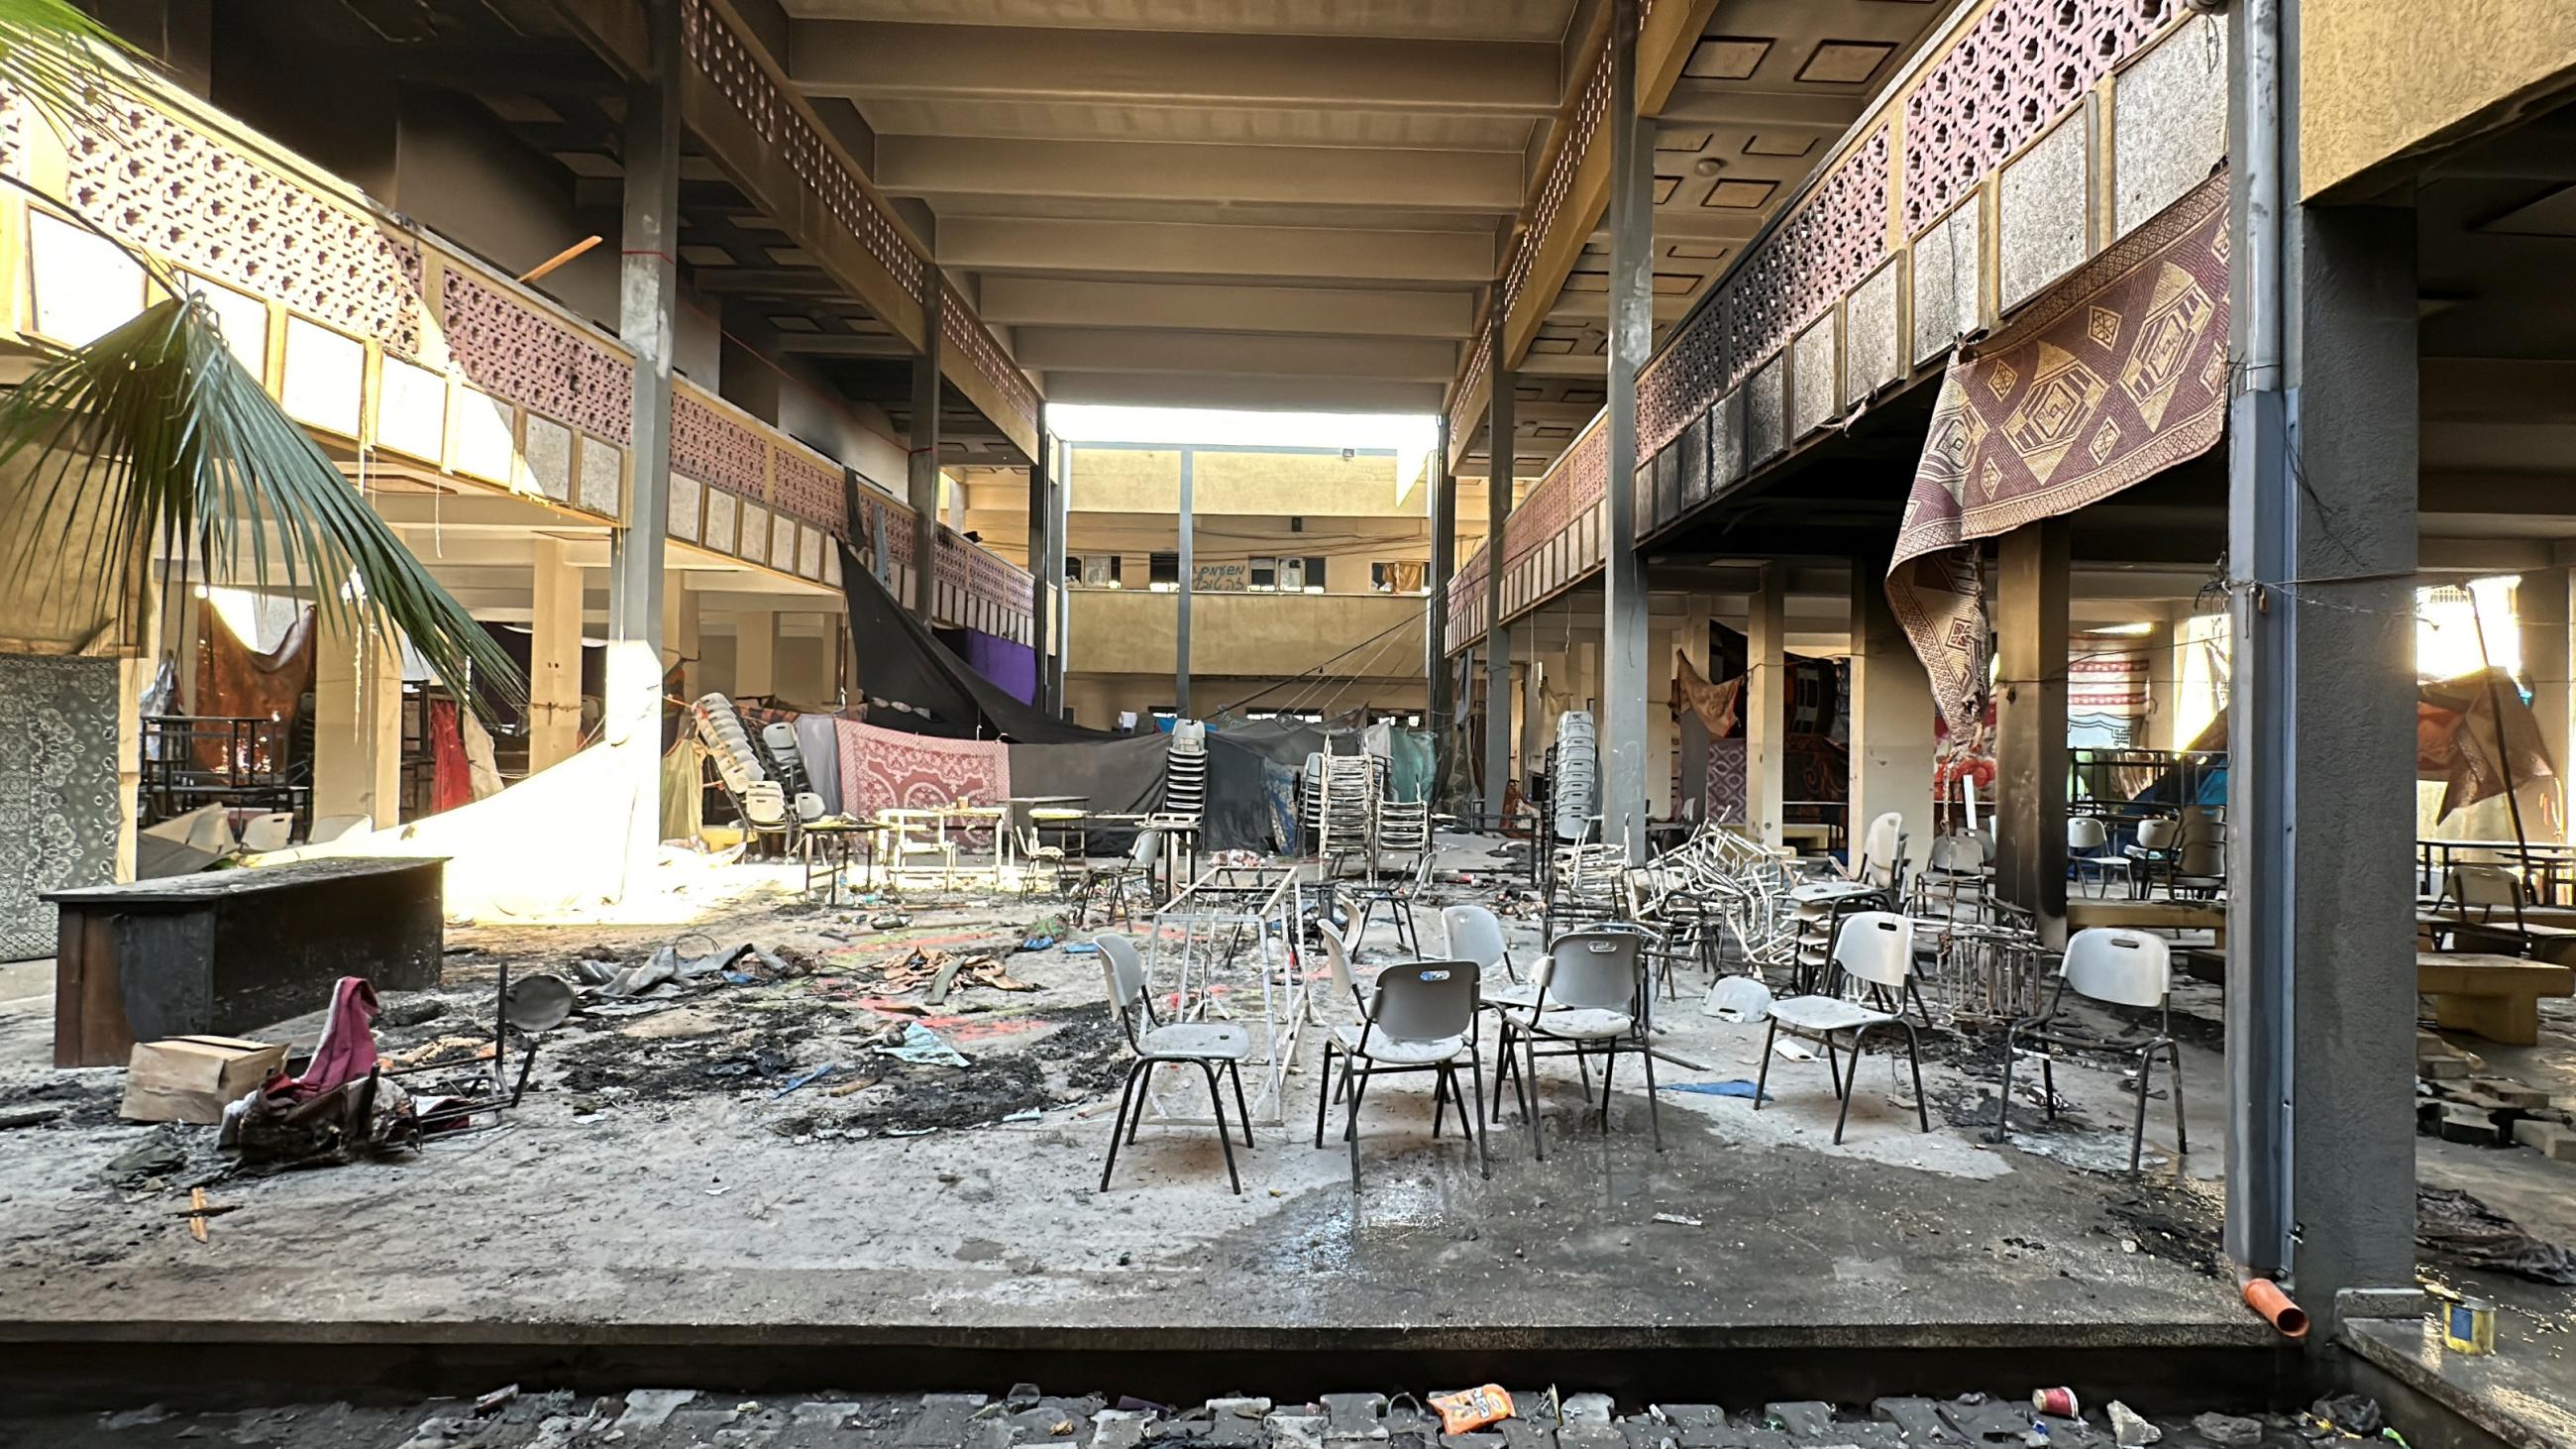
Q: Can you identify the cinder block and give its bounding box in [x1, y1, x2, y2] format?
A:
[2418, 1058, 2472, 1080]
[2472, 1077, 2554, 1110]
[2441, 1103, 2506, 1147]
[2514, 1117, 2576, 1162]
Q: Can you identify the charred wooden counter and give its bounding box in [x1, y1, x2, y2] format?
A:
[47, 857, 444, 1066]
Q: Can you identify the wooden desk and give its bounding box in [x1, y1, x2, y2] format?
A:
[2066, 898, 2228, 946]
[2418, 951, 2576, 1046]
[47, 856, 445, 1067]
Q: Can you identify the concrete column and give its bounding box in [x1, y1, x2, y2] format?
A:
[1428, 417, 1456, 784]
[1995, 520, 2071, 941]
[604, 0, 679, 881]
[1484, 325, 1516, 828]
[1746, 565, 1786, 845]
[1175, 447, 1194, 718]
[1647, 623, 1674, 818]
[907, 286, 943, 620]
[1025, 411, 1052, 711]
[527, 536, 583, 772]
[1597, 0, 1653, 862]
[312, 609, 402, 830]
[2519, 568, 2570, 839]
[729, 609, 777, 701]
[1849, 554, 1936, 868]
[1048, 436, 1070, 714]
[2140, 618, 2182, 752]
[661, 583, 698, 701]
[2226, 6, 2422, 1316]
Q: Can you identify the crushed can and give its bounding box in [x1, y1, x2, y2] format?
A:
[2031, 1388, 2080, 1419]
[2443, 1297, 2496, 1355]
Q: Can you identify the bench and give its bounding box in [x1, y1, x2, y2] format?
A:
[2416, 909, 2576, 966]
[2417, 951, 2576, 1046]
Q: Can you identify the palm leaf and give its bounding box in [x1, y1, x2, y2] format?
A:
[0, 294, 527, 713]
[0, 0, 137, 143]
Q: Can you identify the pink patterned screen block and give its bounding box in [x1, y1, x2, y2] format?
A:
[64, 98, 424, 354]
[673, 391, 765, 499]
[772, 448, 846, 537]
[1904, 0, 2172, 233]
[439, 271, 634, 442]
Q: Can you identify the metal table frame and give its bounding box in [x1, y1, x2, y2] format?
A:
[1138, 864, 1313, 1128]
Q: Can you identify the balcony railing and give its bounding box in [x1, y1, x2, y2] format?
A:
[0, 60, 1037, 646]
[1442, 0, 2227, 653]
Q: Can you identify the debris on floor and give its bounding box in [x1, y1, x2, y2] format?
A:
[2416, 1184, 2576, 1284]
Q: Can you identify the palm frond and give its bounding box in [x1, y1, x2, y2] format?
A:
[0, 0, 139, 146]
[0, 294, 527, 714]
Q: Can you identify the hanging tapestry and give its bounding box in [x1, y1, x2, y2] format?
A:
[1888, 167, 2230, 734]
[834, 718, 1011, 818]
[2068, 649, 2151, 715]
[0, 654, 119, 960]
[1672, 656, 1744, 738]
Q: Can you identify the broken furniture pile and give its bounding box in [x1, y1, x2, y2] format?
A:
[2418, 1030, 2576, 1160]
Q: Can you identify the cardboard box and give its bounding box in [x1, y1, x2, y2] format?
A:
[120, 1036, 286, 1124]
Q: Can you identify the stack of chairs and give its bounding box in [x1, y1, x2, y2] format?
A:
[691, 693, 825, 849]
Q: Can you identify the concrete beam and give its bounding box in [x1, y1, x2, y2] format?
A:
[1013, 327, 1457, 381]
[876, 136, 1523, 212]
[791, 21, 1560, 116]
[940, 216, 1496, 284]
[1656, 85, 1861, 131]
[978, 277, 1474, 339]
[776, 333, 921, 357]
[1040, 370, 1446, 412]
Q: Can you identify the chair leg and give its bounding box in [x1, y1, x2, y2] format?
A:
[1822, 1033, 1845, 1103]
[1433, 1063, 1451, 1140]
[1754, 1018, 1778, 1112]
[1128, 1062, 1153, 1144]
[1639, 1032, 1664, 1152]
[1197, 1060, 1240, 1194]
[1598, 1043, 1617, 1132]
[1229, 1059, 1254, 1149]
[1832, 1028, 1865, 1146]
[1527, 1027, 1547, 1163]
[2168, 1040, 2189, 1156]
[1902, 1024, 1929, 1134]
[1314, 1042, 1334, 1149]
[1990, 1028, 2021, 1145]
[1101, 1059, 1145, 1191]
[2041, 1054, 2059, 1122]
[1344, 1063, 1368, 1187]
[2129, 1049, 2154, 1176]
[1467, 1050, 1491, 1180]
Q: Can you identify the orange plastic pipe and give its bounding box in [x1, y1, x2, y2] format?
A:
[2243, 1278, 2309, 1339]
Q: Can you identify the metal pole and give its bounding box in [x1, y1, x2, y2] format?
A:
[907, 282, 943, 620]
[1428, 417, 1456, 775]
[1600, 0, 1653, 863]
[1175, 447, 1194, 719]
[2223, 0, 2294, 1282]
[1483, 319, 1515, 830]
[1025, 406, 1052, 711]
[1049, 436, 1070, 716]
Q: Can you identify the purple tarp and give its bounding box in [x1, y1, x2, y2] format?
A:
[935, 626, 1038, 706]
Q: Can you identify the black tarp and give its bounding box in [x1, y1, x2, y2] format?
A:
[836, 543, 1113, 744]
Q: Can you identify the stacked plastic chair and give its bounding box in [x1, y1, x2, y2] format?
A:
[1309, 748, 1381, 869]
[1551, 711, 1598, 843]
[1162, 720, 1209, 828]
[690, 693, 823, 844]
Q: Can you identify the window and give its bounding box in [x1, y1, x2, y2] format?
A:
[1147, 552, 1179, 591]
[1371, 561, 1430, 594]
[1249, 558, 1278, 591]
[1299, 556, 1326, 593]
[1067, 554, 1121, 588]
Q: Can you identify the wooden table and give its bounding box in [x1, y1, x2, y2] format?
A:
[2418, 950, 2576, 1046]
[47, 856, 445, 1067]
[873, 805, 1011, 886]
[2066, 898, 2228, 946]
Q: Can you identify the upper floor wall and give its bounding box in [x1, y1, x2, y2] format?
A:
[1066, 444, 1431, 519]
[2301, 0, 2576, 199]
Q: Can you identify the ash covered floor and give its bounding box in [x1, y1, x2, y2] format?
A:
[0, 847, 2259, 1350]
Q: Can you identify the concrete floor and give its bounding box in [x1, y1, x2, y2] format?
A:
[0, 846, 2259, 1372]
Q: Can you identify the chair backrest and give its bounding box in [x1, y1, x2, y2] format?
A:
[2061, 928, 2172, 1008]
[1128, 828, 1163, 869]
[2447, 863, 2523, 910]
[1830, 910, 1915, 990]
[1367, 960, 1478, 1043]
[1096, 934, 1148, 1033]
[238, 812, 296, 852]
[2067, 817, 2108, 850]
[1318, 922, 1364, 1008]
[1442, 904, 1509, 975]
[1929, 835, 1983, 873]
[2136, 817, 2181, 850]
[1541, 930, 1642, 1013]
[1851, 811, 1903, 881]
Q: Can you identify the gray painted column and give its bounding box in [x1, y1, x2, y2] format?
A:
[1599, 0, 1652, 862]
[1428, 418, 1456, 775]
[907, 282, 943, 620]
[1175, 447, 1194, 719]
[2227, 0, 2421, 1326]
[1995, 520, 2070, 942]
[1025, 408, 1052, 708]
[1048, 435, 1071, 716]
[1483, 323, 1515, 829]
[1744, 565, 1786, 845]
[604, 0, 679, 875]
[1848, 550, 1937, 867]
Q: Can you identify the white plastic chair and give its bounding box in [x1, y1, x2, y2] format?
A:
[1913, 833, 1988, 920]
[2122, 817, 2182, 899]
[1990, 928, 2186, 1174]
[1315, 958, 1490, 1184]
[1493, 930, 1662, 1159]
[2068, 817, 2127, 898]
[1096, 934, 1254, 1194]
[1756, 910, 1930, 1144]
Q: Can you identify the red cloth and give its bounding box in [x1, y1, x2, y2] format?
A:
[290, 976, 381, 1100]
[834, 719, 1010, 818]
[429, 698, 473, 814]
